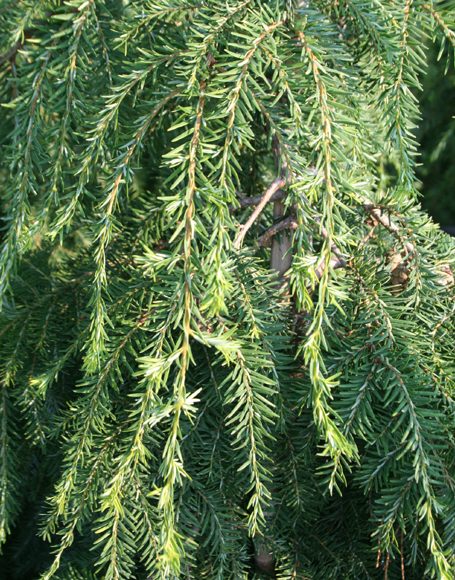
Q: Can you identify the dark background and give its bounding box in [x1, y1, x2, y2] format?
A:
[418, 45, 455, 234]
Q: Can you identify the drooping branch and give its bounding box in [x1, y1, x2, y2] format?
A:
[220, 19, 284, 187]
[313, 217, 347, 280]
[423, 3, 455, 48]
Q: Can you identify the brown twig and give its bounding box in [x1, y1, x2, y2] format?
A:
[232, 188, 286, 211]
[234, 177, 286, 249]
[423, 3, 455, 47]
[234, 180, 405, 289]
[364, 204, 414, 255]
[400, 530, 405, 580]
[0, 40, 22, 67]
[236, 192, 408, 284]
[359, 222, 378, 249]
[384, 552, 390, 580]
[258, 212, 347, 279]
[259, 216, 298, 247]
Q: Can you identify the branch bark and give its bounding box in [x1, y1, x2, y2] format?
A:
[233, 177, 286, 249]
[364, 204, 415, 255]
[232, 188, 286, 211]
[270, 134, 292, 275]
[258, 216, 298, 247]
[315, 254, 346, 280]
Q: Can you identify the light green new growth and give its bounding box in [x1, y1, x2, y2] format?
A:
[0, 0, 454, 578]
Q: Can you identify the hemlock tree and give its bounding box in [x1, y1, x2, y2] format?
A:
[0, 0, 454, 578]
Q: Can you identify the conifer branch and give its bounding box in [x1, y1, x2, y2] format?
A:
[187, 0, 253, 89]
[0, 51, 50, 303]
[220, 18, 284, 188]
[85, 89, 180, 371]
[117, 1, 202, 51]
[42, 429, 120, 579]
[50, 51, 180, 238]
[47, 0, 96, 203]
[155, 87, 206, 576]
[0, 387, 13, 547]
[423, 3, 455, 48]
[386, 0, 420, 188]
[44, 313, 149, 535]
[296, 26, 357, 485]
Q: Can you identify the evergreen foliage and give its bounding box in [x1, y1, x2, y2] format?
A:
[0, 1, 454, 578]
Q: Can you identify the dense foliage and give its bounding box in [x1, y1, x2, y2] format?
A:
[0, 1, 454, 578]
